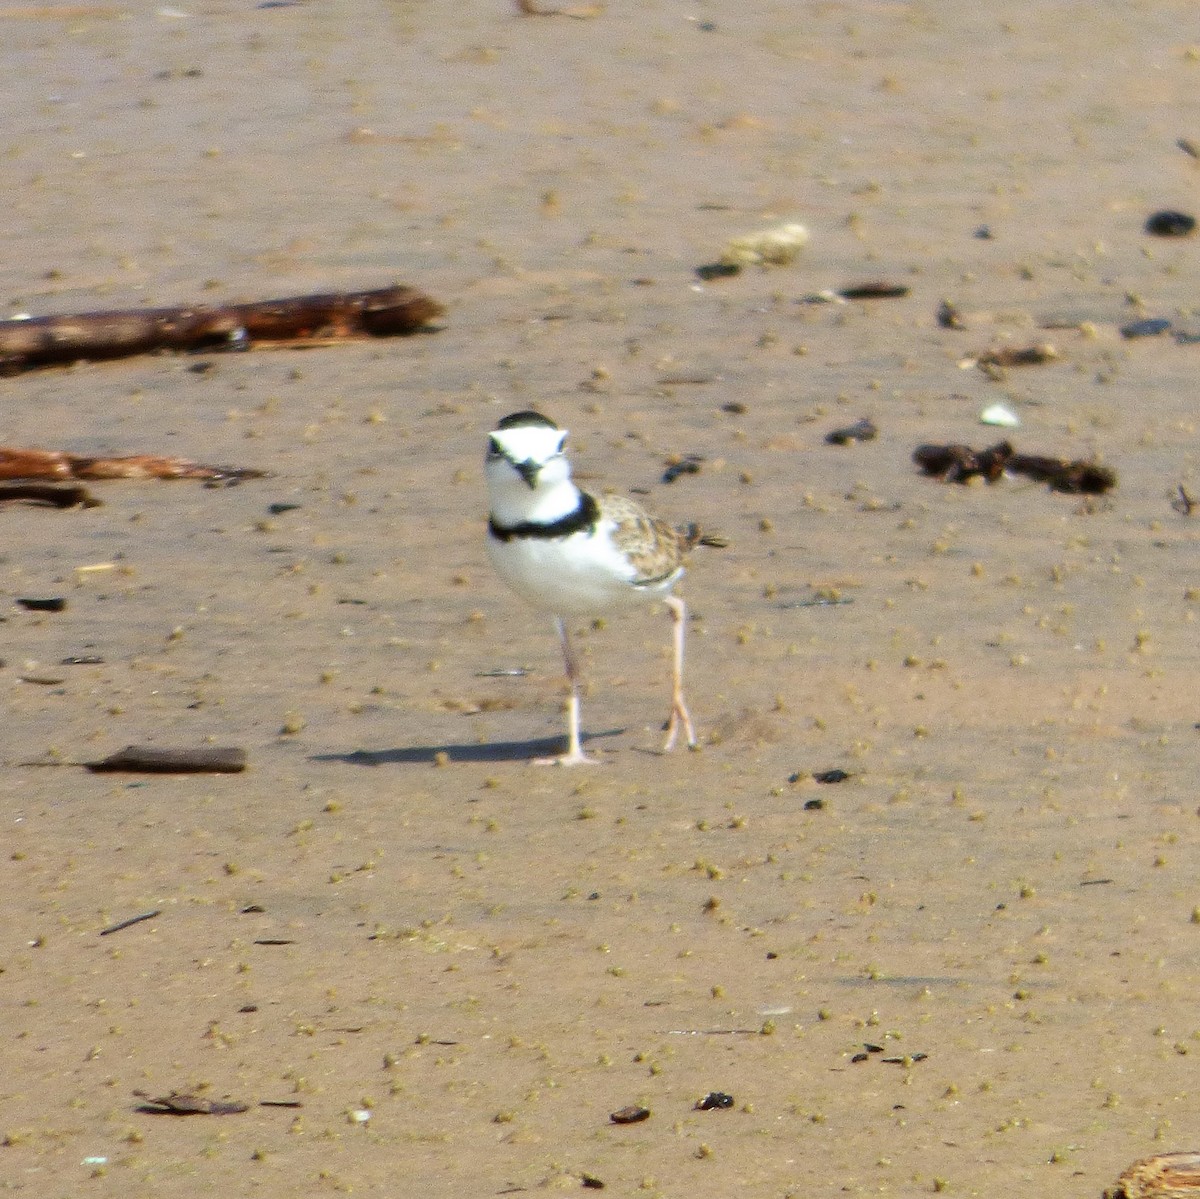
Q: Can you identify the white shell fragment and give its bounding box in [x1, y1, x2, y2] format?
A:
[979, 403, 1020, 428]
[720, 222, 809, 267]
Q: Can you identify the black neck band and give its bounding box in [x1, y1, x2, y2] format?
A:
[488, 492, 599, 542]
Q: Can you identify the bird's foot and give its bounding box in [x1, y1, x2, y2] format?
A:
[662, 701, 697, 753]
[533, 747, 601, 767]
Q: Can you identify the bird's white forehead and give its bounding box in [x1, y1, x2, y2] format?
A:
[490, 423, 567, 463]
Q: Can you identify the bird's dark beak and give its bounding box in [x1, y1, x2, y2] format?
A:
[516, 460, 539, 488]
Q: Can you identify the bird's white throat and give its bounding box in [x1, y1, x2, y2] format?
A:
[485, 447, 583, 528]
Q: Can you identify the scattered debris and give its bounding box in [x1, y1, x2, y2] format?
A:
[962, 343, 1058, 378]
[1145, 210, 1196, 238]
[0, 445, 266, 483]
[1173, 485, 1197, 516]
[913, 441, 1116, 495]
[133, 1092, 250, 1116]
[16, 597, 66, 612]
[825, 418, 877, 446]
[662, 454, 704, 483]
[719, 222, 809, 268]
[85, 745, 248, 774]
[979, 403, 1020, 428]
[0, 482, 100, 508]
[1105, 1151, 1200, 1199]
[1120, 318, 1172, 339]
[515, 0, 602, 15]
[0, 284, 443, 374]
[695, 1092, 735, 1110]
[100, 909, 161, 936]
[695, 262, 742, 281]
[609, 1105, 651, 1125]
[936, 299, 965, 329]
[834, 281, 910, 301]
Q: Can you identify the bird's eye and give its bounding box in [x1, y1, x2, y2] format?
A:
[487, 436, 502, 457]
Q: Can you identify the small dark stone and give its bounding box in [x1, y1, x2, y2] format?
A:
[610, 1105, 651, 1124]
[267, 501, 302, 514]
[813, 769, 851, 784]
[61, 655, 104, 665]
[973, 224, 994, 240]
[695, 1091, 735, 1110]
[662, 455, 704, 484]
[581, 1176, 606, 1190]
[851, 1052, 870, 1063]
[825, 418, 877, 446]
[1120, 318, 1172, 339]
[766, 951, 778, 959]
[803, 797, 825, 811]
[1145, 210, 1196, 237]
[17, 597, 66, 613]
[864, 1043, 884, 1053]
[695, 262, 741, 281]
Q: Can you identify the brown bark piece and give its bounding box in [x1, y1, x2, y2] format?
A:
[0, 447, 265, 482]
[1106, 1152, 1200, 1199]
[0, 284, 443, 374]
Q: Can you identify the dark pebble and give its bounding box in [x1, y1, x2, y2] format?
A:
[803, 797, 826, 811]
[17, 597, 66, 613]
[581, 1176, 606, 1190]
[973, 225, 994, 240]
[695, 262, 741, 281]
[851, 1052, 870, 1063]
[1120, 318, 1172, 339]
[825, 418, 877, 446]
[1145, 210, 1196, 237]
[813, 769, 851, 784]
[268, 501, 302, 514]
[662, 455, 703, 484]
[61, 655, 104, 665]
[695, 1091, 735, 1110]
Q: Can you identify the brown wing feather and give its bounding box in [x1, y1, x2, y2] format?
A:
[598, 493, 687, 585]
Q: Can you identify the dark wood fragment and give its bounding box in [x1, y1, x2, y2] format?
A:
[100, 909, 161, 936]
[16, 597, 66, 612]
[0, 482, 100, 508]
[837, 281, 909, 300]
[133, 1091, 250, 1116]
[86, 745, 248, 773]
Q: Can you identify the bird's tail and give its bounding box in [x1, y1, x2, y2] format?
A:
[679, 523, 729, 551]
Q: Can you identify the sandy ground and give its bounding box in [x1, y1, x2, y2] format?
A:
[3, 2, 1200, 1196]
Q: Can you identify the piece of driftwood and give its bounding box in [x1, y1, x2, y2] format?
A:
[1106, 1152, 1200, 1199]
[0, 284, 443, 374]
[86, 745, 248, 774]
[133, 1091, 250, 1116]
[0, 482, 100, 508]
[914, 441, 1116, 495]
[0, 446, 265, 482]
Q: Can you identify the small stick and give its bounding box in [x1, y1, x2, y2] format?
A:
[100, 909, 161, 936]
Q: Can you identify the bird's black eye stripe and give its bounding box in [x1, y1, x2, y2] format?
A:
[487, 436, 503, 457]
[556, 434, 567, 453]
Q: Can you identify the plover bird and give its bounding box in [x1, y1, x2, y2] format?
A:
[485, 410, 714, 766]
